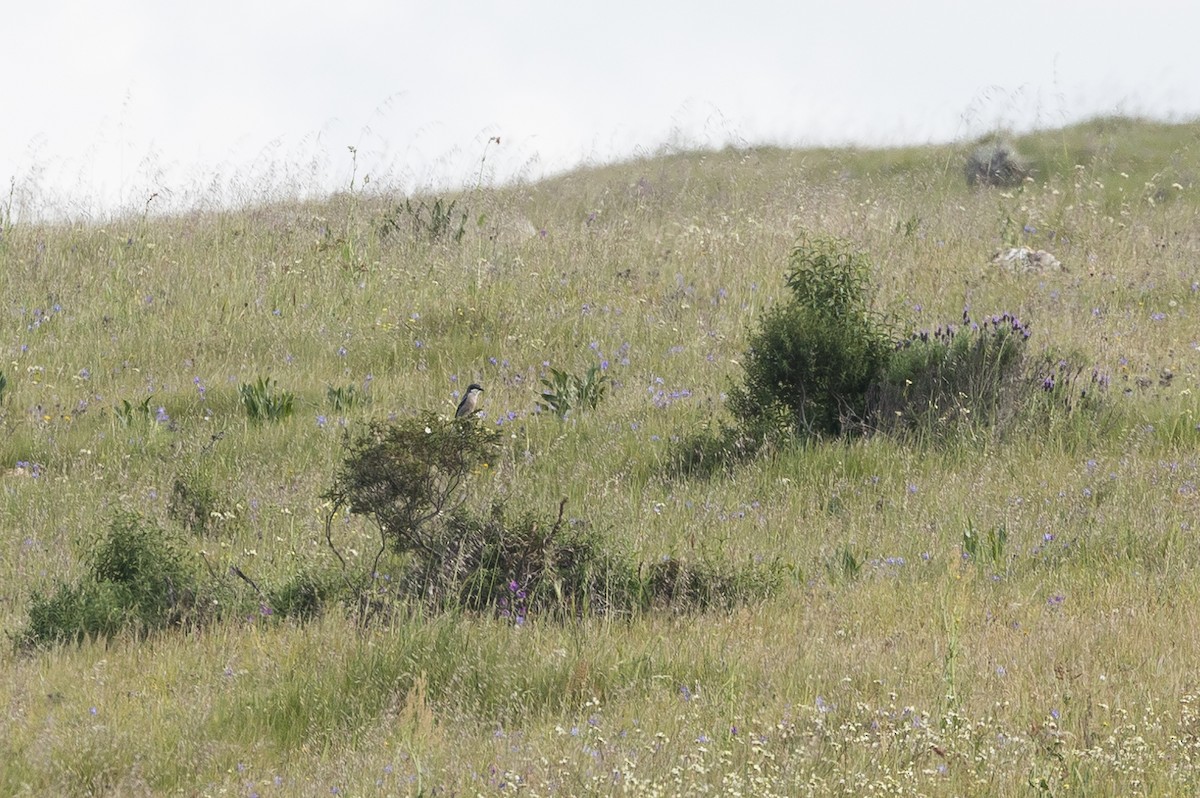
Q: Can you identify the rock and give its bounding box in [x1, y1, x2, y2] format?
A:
[966, 142, 1028, 187]
[992, 247, 1063, 274]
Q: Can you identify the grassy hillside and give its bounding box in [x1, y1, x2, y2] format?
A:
[2, 116, 1200, 796]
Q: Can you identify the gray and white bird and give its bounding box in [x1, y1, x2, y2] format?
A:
[455, 383, 484, 418]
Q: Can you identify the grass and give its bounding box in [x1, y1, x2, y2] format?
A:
[1, 115, 1199, 795]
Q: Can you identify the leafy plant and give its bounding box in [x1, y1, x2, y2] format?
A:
[783, 232, 878, 321]
[826, 544, 865, 585]
[240, 377, 295, 423]
[115, 395, 155, 426]
[962, 521, 1008, 565]
[538, 363, 612, 419]
[895, 215, 921, 237]
[380, 197, 468, 244]
[327, 384, 367, 412]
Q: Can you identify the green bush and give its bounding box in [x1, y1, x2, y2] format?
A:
[405, 502, 643, 618]
[19, 513, 199, 648]
[323, 415, 501, 558]
[730, 234, 890, 437]
[268, 567, 346, 620]
[729, 235, 1109, 448]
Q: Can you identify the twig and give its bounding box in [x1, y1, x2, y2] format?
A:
[229, 564, 265, 598]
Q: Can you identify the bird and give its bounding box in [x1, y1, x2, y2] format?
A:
[455, 383, 484, 418]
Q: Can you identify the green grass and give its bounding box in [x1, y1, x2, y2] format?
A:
[2, 116, 1200, 795]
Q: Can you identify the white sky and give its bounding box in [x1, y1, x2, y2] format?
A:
[5, 1, 1199, 220]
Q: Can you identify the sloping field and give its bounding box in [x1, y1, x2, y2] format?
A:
[2, 117, 1200, 795]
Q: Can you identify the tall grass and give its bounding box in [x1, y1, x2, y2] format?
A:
[1, 117, 1199, 795]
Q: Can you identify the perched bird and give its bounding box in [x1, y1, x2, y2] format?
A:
[455, 383, 484, 418]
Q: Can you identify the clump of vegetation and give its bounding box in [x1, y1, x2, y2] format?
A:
[729, 233, 891, 438]
[16, 510, 349, 649]
[825, 544, 866, 586]
[240, 377, 295, 423]
[646, 554, 780, 609]
[670, 424, 758, 479]
[874, 311, 1032, 436]
[267, 567, 346, 620]
[962, 521, 1009, 567]
[878, 314, 1111, 442]
[326, 383, 368, 412]
[18, 513, 201, 648]
[728, 235, 1111, 449]
[323, 415, 779, 622]
[379, 197, 468, 244]
[115, 395, 157, 426]
[537, 362, 612, 419]
[324, 415, 500, 562]
[965, 140, 1028, 187]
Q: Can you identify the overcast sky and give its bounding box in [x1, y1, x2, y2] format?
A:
[6, 1, 1199, 220]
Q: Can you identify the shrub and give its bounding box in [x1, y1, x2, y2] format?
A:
[873, 312, 1111, 443]
[730, 234, 890, 437]
[268, 567, 346, 620]
[19, 513, 199, 648]
[401, 501, 643, 618]
[729, 236, 1110, 449]
[323, 415, 500, 559]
